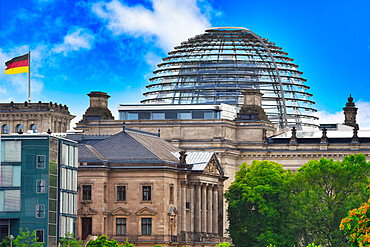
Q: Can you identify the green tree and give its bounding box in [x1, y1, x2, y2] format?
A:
[225, 160, 293, 247]
[289, 154, 370, 246]
[0, 236, 10, 247]
[216, 243, 230, 247]
[86, 235, 122, 247]
[60, 233, 82, 246]
[13, 228, 44, 247]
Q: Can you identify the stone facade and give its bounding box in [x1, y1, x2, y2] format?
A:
[71, 130, 227, 246]
[0, 101, 74, 134]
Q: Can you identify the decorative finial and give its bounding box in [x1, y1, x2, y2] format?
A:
[47, 129, 52, 135]
[351, 126, 360, 143]
[17, 128, 23, 135]
[289, 127, 298, 144]
[122, 121, 125, 132]
[157, 129, 161, 137]
[320, 127, 328, 144]
[348, 94, 353, 103]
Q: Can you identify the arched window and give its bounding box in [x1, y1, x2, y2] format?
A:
[30, 124, 37, 133]
[15, 124, 23, 133]
[1, 124, 9, 134]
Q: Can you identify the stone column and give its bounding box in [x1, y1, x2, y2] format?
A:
[207, 185, 213, 234]
[181, 181, 187, 233]
[201, 183, 207, 233]
[189, 183, 194, 233]
[213, 186, 218, 234]
[194, 183, 201, 233]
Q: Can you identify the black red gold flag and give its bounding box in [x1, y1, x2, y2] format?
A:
[5, 54, 29, 75]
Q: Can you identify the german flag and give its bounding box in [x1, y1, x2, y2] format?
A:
[5, 54, 29, 75]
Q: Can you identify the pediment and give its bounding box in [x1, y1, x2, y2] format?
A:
[203, 156, 222, 176]
[78, 204, 98, 216]
[168, 206, 178, 216]
[111, 207, 131, 216]
[136, 207, 157, 216]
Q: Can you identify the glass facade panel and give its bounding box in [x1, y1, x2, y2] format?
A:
[152, 112, 165, 120]
[1, 141, 21, 162]
[178, 112, 191, 119]
[127, 112, 138, 120]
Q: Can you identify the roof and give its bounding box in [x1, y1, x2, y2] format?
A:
[172, 151, 215, 171]
[77, 129, 180, 165]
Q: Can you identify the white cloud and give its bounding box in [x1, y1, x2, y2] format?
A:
[144, 52, 162, 69]
[53, 28, 95, 55]
[92, 0, 211, 52]
[314, 100, 370, 129]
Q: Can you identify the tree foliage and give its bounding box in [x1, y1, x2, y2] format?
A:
[225, 160, 293, 247]
[13, 228, 44, 247]
[340, 185, 370, 246]
[86, 235, 122, 247]
[60, 233, 82, 246]
[226, 154, 370, 247]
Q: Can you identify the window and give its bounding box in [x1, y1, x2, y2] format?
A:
[30, 124, 37, 133]
[127, 112, 138, 120]
[35, 230, 44, 243]
[1, 124, 9, 134]
[152, 112, 165, 120]
[82, 185, 92, 201]
[36, 180, 45, 193]
[141, 218, 152, 235]
[116, 218, 126, 235]
[142, 186, 151, 201]
[205, 111, 214, 119]
[178, 112, 192, 119]
[36, 155, 46, 169]
[0, 190, 21, 211]
[169, 185, 174, 204]
[36, 205, 45, 218]
[1, 141, 21, 162]
[15, 124, 23, 133]
[117, 186, 126, 201]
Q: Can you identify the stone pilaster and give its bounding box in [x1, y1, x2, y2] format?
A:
[201, 183, 207, 233]
[212, 186, 219, 234]
[207, 185, 213, 234]
[194, 183, 201, 233]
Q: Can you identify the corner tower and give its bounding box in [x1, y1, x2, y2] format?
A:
[343, 94, 358, 128]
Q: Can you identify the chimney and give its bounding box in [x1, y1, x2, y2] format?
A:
[79, 91, 114, 123]
[343, 94, 358, 128]
[235, 89, 269, 121]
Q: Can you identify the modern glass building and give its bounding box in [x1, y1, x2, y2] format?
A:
[0, 134, 78, 246]
[141, 27, 317, 128]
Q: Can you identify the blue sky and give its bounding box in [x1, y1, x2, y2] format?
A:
[1, 0, 370, 128]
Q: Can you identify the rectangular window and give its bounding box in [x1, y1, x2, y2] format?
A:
[165, 111, 177, 120]
[204, 110, 214, 119]
[127, 112, 138, 120]
[36, 205, 45, 218]
[141, 218, 152, 235]
[1, 141, 21, 162]
[116, 218, 126, 235]
[0, 190, 21, 211]
[169, 185, 174, 204]
[192, 110, 205, 119]
[36, 180, 45, 193]
[152, 112, 165, 120]
[138, 111, 150, 120]
[142, 186, 151, 201]
[117, 186, 126, 201]
[82, 185, 92, 201]
[36, 155, 46, 169]
[178, 112, 192, 119]
[36, 230, 44, 243]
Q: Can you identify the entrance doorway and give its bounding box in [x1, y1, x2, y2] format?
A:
[81, 217, 92, 240]
[0, 225, 8, 241]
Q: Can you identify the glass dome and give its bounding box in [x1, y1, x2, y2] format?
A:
[142, 27, 317, 128]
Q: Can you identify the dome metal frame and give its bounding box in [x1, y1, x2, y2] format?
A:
[142, 27, 317, 128]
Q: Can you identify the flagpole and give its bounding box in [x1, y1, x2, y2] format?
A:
[28, 50, 31, 103]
